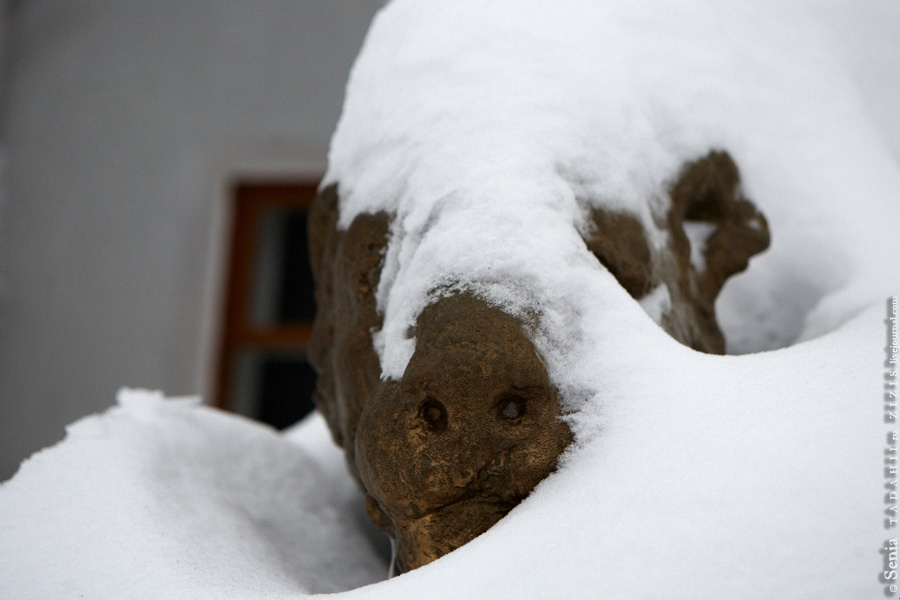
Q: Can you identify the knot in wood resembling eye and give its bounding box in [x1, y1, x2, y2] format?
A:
[419, 398, 448, 433]
[498, 395, 526, 422]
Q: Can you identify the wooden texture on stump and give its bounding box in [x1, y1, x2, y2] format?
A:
[307, 150, 770, 572]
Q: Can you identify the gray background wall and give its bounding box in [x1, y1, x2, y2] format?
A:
[0, 1, 384, 481]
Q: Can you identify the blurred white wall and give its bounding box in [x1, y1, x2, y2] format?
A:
[0, 1, 383, 480]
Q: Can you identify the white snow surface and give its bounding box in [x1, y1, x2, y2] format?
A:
[1, 309, 892, 598]
[682, 221, 717, 273]
[2, 0, 899, 597]
[637, 283, 671, 325]
[0, 390, 388, 599]
[326, 0, 899, 369]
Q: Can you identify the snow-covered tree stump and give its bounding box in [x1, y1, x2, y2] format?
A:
[307, 150, 768, 572]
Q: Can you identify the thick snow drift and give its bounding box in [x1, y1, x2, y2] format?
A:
[2, 0, 898, 597]
[1, 307, 893, 598]
[327, 0, 899, 370]
[0, 391, 387, 599]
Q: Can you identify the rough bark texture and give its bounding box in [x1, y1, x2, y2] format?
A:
[307, 185, 389, 491]
[583, 150, 770, 353]
[355, 293, 574, 573]
[307, 150, 770, 573]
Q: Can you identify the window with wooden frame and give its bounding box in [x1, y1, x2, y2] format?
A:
[214, 181, 320, 429]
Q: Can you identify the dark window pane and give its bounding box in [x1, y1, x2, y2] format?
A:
[257, 355, 317, 429]
[278, 211, 316, 322]
[230, 350, 317, 430]
[248, 210, 286, 326]
[249, 209, 316, 326]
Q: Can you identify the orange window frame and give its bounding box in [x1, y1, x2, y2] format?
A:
[214, 181, 319, 413]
